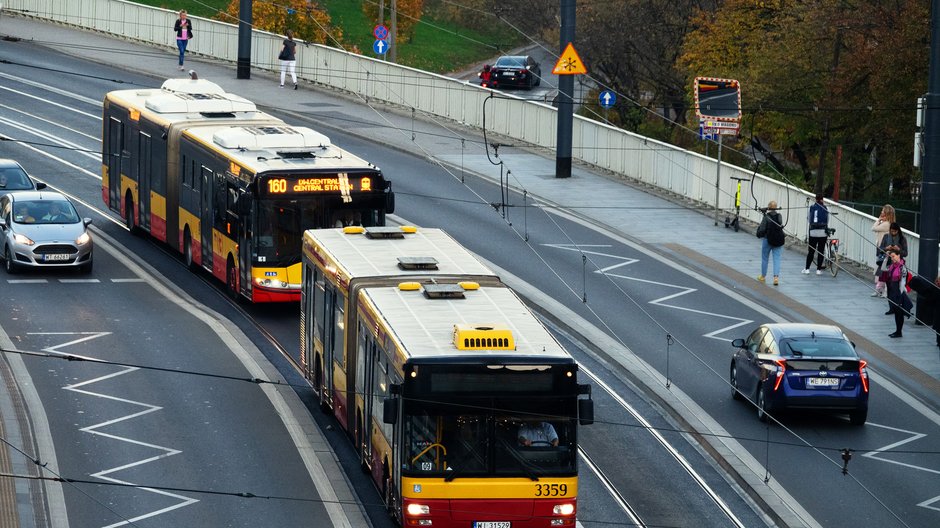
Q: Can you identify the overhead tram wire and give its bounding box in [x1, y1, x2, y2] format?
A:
[5, 345, 938, 457]
[3, 12, 923, 519]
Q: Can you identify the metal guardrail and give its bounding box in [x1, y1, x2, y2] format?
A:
[5, 0, 920, 273]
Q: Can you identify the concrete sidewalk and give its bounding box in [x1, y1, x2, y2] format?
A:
[2, 15, 938, 390]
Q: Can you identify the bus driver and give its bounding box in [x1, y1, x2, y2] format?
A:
[518, 419, 559, 447]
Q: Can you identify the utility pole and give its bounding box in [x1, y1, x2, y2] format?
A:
[556, 0, 575, 178]
[917, 0, 940, 319]
[390, 0, 397, 63]
[236, 0, 252, 79]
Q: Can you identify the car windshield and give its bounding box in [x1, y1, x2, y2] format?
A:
[14, 200, 80, 224]
[0, 167, 33, 191]
[495, 57, 526, 68]
[781, 337, 856, 358]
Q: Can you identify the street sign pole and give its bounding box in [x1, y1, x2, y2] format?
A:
[714, 134, 723, 225]
[555, 0, 576, 179]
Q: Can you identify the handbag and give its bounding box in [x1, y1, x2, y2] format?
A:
[278, 48, 289, 61]
[755, 216, 767, 238]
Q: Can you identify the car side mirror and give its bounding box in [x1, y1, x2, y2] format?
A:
[36, 182, 47, 190]
[83, 218, 93, 227]
[731, 338, 745, 348]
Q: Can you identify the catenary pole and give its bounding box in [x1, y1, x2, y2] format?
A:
[918, 0, 940, 318]
[236, 0, 252, 79]
[556, 0, 575, 178]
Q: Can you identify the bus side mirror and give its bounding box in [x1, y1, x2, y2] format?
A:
[236, 195, 251, 215]
[383, 397, 399, 424]
[578, 398, 594, 425]
[386, 189, 395, 215]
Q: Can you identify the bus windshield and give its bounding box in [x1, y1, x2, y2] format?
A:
[254, 199, 378, 266]
[403, 397, 577, 479]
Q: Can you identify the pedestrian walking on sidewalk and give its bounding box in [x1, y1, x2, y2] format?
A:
[173, 10, 194, 71]
[279, 30, 298, 89]
[871, 204, 895, 296]
[802, 194, 829, 275]
[878, 222, 907, 313]
[756, 201, 785, 286]
[885, 249, 913, 338]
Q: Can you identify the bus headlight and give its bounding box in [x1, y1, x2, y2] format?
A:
[406, 503, 430, 515]
[553, 503, 575, 515]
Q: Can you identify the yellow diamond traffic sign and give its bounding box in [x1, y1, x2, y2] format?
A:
[552, 43, 587, 75]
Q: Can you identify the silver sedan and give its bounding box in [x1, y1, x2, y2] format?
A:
[0, 191, 93, 274]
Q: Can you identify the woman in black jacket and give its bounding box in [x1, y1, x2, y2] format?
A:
[173, 10, 194, 71]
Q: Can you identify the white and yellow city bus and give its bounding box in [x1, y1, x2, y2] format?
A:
[301, 226, 593, 527]
[102, 78, 393, 301]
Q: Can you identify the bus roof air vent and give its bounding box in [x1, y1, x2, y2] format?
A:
[365, 227, 406, 239]
[453, 324, 516, 351]
[423, 284, 465, 299]
[398, 256, 439, 270]
[213, 125, 331, 150]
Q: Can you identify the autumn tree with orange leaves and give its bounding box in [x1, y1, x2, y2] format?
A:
[362, 0, 424, 43]
[216, 0, 342, 46]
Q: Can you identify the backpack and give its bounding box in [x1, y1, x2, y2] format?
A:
[766, 214, 786, 247]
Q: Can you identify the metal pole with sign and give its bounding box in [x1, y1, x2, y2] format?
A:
[714, 134, 722, 225]
[694, 77, 741, 227]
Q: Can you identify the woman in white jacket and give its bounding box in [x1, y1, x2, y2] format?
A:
[871, 204, 895, 297]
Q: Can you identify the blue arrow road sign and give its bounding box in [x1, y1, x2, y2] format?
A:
[373, 39, 389, 55]
[599, 90, 616, 109]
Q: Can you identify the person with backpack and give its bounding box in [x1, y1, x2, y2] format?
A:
[756, 200, 786, 286]
[803, 193, 829, 275]
[884, 248, 913, 338]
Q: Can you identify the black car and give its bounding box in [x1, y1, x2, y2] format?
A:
[488, 55, 541, 90]
[0, 159, 45, 196]
[730, 323, 869, 425]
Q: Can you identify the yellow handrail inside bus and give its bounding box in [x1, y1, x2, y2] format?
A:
[411, 443, 447, 465]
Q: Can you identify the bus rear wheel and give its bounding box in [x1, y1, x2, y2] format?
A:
[183, 231, 196, 271]
[226, 260, 239, 300]
[124, 196, 138, 234]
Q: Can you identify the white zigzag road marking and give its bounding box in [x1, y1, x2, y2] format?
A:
[544, 244, 752, 340]
[32, 332, 199, 527]
[862, 423, 938, 513]
[862, 423, 937, 474]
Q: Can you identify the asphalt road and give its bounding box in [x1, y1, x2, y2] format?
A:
[2, 35, 938, 528]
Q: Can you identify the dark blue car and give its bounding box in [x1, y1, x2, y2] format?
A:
[730, 323, 869, 425]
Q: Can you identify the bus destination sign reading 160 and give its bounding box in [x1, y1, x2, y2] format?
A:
[264, 174, 374, 195]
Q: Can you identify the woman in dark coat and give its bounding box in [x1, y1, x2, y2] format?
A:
[885, 249, 913, 338]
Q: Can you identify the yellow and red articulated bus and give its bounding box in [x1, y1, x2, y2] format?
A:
[301, 226, 594, 527]
[102, 78, 393, 302]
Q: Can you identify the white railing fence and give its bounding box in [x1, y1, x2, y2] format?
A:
[4, 0, 917, 273]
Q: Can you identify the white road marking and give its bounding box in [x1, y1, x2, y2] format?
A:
[34, 331, 200, 526]
[862, 422, 937, 475]
[110, 278, 145, 283]
[58, 279, 99, 283]
[545, 243, 752, 340]
[916, 495, 940, 512]
[7, 279, 48, 283]
[0, 115, 99, 161]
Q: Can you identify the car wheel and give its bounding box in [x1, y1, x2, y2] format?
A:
[849, 408, 867, 426]
[4, 246, 18, 275]
[756, 386, 770, 422]
[730, 364, 743, 400]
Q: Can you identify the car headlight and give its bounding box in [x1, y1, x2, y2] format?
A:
[13, 233, 35, 246]
[76, 232, 92, 246]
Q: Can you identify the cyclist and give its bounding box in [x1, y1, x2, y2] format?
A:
[802, 193, 829, 275]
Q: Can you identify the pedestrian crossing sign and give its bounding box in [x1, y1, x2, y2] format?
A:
[552, 43, 587, 75]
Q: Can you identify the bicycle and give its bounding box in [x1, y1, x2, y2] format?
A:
[824, 226, 840, 277]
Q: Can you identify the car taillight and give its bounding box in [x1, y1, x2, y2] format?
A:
[773, 359, 786, 391]
[859, 360, 869, 393]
